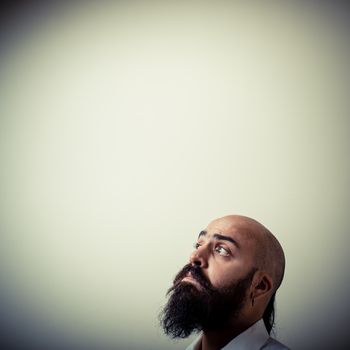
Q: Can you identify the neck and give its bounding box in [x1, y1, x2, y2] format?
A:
[199, 318, 258, 350]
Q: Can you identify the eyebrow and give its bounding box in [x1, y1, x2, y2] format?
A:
[198, 230, 240, 249]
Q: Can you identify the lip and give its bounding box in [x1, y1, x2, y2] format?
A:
[181, 272, 202, 289]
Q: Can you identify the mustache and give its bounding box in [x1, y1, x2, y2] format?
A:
[170, 263, 213, 292]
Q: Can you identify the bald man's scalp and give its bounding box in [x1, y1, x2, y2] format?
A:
[241, 217, 286, 293]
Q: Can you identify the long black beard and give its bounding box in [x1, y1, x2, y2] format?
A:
[160, 264, 256, 339]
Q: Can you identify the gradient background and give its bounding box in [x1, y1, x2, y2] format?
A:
[0, 1, 349, 349]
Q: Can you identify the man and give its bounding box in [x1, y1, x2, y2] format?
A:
[160, 215, 290, 350]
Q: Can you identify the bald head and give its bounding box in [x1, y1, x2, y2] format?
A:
[208, 215, 285, 293]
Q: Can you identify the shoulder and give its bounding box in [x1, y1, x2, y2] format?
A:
[261, 337, 291, 350]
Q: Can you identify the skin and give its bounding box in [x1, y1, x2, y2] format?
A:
[185, 214, 285, 350]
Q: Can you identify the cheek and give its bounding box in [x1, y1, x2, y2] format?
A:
[208, 261, 249, 288]
[208, 267, 234, 289]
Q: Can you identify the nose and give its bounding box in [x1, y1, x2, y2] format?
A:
[190, 244, 209, 268]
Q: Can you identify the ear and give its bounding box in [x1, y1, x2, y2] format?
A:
[251, 272, 273, 300]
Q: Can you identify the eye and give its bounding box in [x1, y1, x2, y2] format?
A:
[215, 246, 230, 257]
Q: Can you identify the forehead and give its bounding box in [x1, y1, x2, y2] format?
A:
[204, 217, 257, 248]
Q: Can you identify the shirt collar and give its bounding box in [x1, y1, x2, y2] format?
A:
[185, 319, 269, 350]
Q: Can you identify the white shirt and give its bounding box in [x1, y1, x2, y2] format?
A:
[185, 319, 290, 350]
